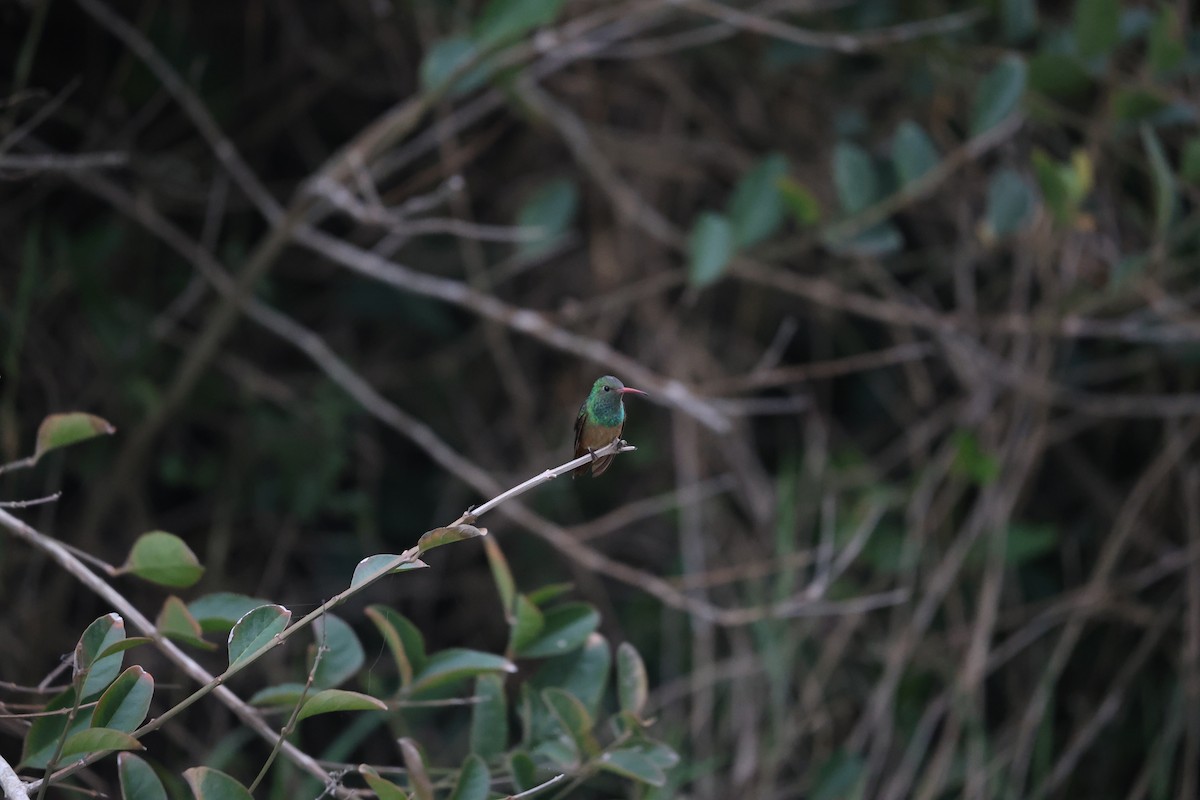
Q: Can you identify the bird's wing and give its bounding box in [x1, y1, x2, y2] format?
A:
[573, 402, 587, 458]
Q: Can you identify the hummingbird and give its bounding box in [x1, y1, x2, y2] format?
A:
[572, 375, 647, 478]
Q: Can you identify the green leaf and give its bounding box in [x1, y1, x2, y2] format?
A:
[812, 752, 866, 800]
[832, 142, 879, 214]
[33, 412, 116, 461]
[311, 614, 364, 689]
[95, 637, 153, 661]
[472, 0, 569, 49]
[970, 55, 1027, 136]
[508, 594, 545, 656]
[1112, 88, 1169, 122]
[530, 633, 611, 717]
[92, 666, 153, 732]
[1001, 0, 1037, 42]
[509, 751, 537, 793]
[183, 766, 254, 800]
[448, 754, 490, 800]
[420, 37, 490, 96]
[1074, 0, 1120, 59]
[598, 746, 666, 786]
[227, 605, 290, 669]
[1147, 5, 1185, 75]
[543, 687, 598, 757]
[525, 582, 573, 606]
[349, 554, 428, 591]
[1032, 149, 1091, 226]
[727, 152, 789, 247]
[1003, 524, 1059, 565]
[61, 727, 142, 758]
[1181, 138, 1200, 185]
[482, 536, 516, 615]
[359, 766, 410, 800]
[1028, 52, 1092, 100]
[687, 211, 735, 288]
[157, 596, 214, 650]
[616, 642, 649, 717]
[952, 431, 999, 485]
[187, 593, 269, 633]
[891, 121, 939, 187]
[824, 223, 903, 257]
[984, 168, 1036, 238]
[517, 603, 600, 658]
[77, 613, 126, 699]
[365, 605, 426, 686]
[470, 674, 508, 759]
[399, 738, 434, 800]
[418, 523, 485, 553]
[777, 177, 822, 226]
[121, 531, 204, 588]
[20, 687, 93, 769]
[297, 689, 388, 720]
[1141, 124, 1176, 237]
[410, 649, 517, 694]
[118, 753, 168, 800]
[248, 683, 307, 708]
[517, 178, 580, 260]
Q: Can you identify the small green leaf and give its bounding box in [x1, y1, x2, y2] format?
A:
[517, 603, 599, 658]
[1001, 0, 1037, 42]
[984, 168, 1036, 238]
[77, 613, 126, 699]
[530, 633, 611, 718]
[470, 674, 508, 759]
[1028, 52, 1092, 100]
[952, 431, 999, 485]
[1112, 88, 1169, 122]
[1141, 124, 1176, 237]
[95, 637, 152, 662]
[61, 727, 142, 758]
[420, 37, 490, 96]
[1182, 138, 1200, 185]
[1074, 0, 1120, 59]
[598, 746, 666, 786]
[365, 605, 426, 686]
[183, 766, 255, 800]
[970, 55, 1027, 136]
[418, 524, 485, 553]
[448, 754, 490, 800]
[188, 593, 270, 633]
[891, 121, 939, 187]
[483, 536, 516, 615]
[157, 596, 214, 650]
[508, 594, 545, 656]
[311, 614, 364, 689]
[526, 582, 573, 607]
[297, 689, 388, 720]
[1005, 524, 1059, 565]
[409, 649, 517, 694]
[92, 666, 153, 732]
[122, 531, 204, 588]
[543, 687, 598, 757]
[517, 178, 580, 260]
[687, 211, 735, 288]
[777, 178, 821, 226]
[34, 412, 116, 461]
[349, 554, 428, 590]
[118, 753, 168, 800]
[509, 751, 537, 793]
[399, 738, 434, 800]
[616, 642, 649, 717]
[727, 152, 789, 247]
[20, 688, 92, 769]
[248, 683, 307, 708]
[359, 765, 410, 800]
[824, 223, 903, 257]
[1147, 5, 1185, 75]
[227, 605, 290, 669]
[832, 142, 879, 214]
[472, 0, 569, 49]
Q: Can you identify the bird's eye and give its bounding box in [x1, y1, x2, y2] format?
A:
[603, 386, 610, 392]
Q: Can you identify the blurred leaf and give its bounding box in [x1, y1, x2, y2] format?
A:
[687, 211, 735, 288]
[77, 613, 125, 699]
[1183, 138, 1200, 184]
[1032, 149, 1091, 226]
[118, 753, 168, 800]
[598, 746, 666, 786]
[952, 431, 999, 485]
[509, 594, 545, 655]
[92, 666, 153, 732]
[1074, 0, 1120, 59]
[121, 531, 204, 588]
[409, 649, 517, 694]
[970, 55, 1027, 136]
[891, 121, 939, 187]
[420, 37, 490, 96]
[227, 605, 290, 669]
[1028, 52, 1092, 99]
[984, 168, 1036, 238]
[1005, 524, 1059, 565]
[1112, 88, 1168, 122]
[482, 536, 516, 615]
[399, 738, 434, 800]
[365, 605, 426, 686]
[812, 752, 866, 800]
[727, 152, 789, 247]
[188, 593, 269, 633]
[508, 751, 537, 793]
[1002, 0, 1037, 42]
[516, 603, 599, 658]
[297, 689, 387, 720]
[470, 673, 508, 759]
[33, 412, 115, 461]
[777, 177, 822, 226]
[418, 523, 485, 553]
[157, 596, 214, 650]
[1140, 125, 1176, 237]
[349, 554, 428, 590]
[531, 633, 611, 717]
[543, 687, 598, 757]
[517, 178, 579, 260]
[61, 727, 142, 758]
[182, 767, 254, 800]
[832, 141, 879, 214]
[359, 766, 410, 800]
[473, 0, 569, 49]
[616, 642, 649, 718]
[248, 683, 306, 708]
[20, 687, 92, 769]
[1147, 5, 1185, 75]
[825, 223, 903, 257]
[526, 582, 573, 606]
[311, 614, 364, 689]
[448, 754, 490, 800]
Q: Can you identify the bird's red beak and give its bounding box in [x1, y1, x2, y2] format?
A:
[620, 387, 648, 396]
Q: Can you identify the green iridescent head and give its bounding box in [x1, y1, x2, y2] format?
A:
[585, 375, 646, 427]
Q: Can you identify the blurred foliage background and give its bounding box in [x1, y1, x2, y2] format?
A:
[3, 0, 1200, 797]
